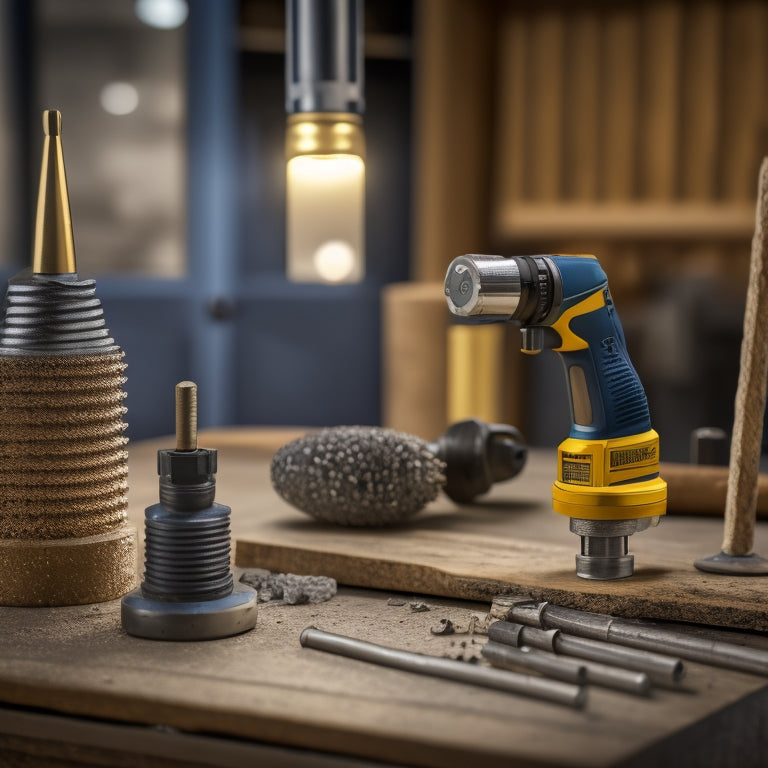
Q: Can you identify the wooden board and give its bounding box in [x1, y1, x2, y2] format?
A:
[236, 524, 768, 632]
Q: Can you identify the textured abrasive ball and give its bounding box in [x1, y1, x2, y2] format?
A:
[270, 426, 448, 525]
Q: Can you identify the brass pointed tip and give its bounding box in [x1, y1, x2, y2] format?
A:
[32, 108, 77, 275]
[42, 109, 62, 137]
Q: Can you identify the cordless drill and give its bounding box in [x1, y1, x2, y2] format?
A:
[444, 254, 667, 580]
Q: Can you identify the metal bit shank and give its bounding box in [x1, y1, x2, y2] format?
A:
[488, 620, 685, 686]
[300, 626, 586, 708]
[485, 629, 650, 695]
[175, 381, 198, 451]
[481, 642, 587, 685]
[507, 600, 768, 677]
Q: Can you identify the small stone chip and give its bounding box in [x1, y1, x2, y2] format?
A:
[409, 601, 431, 613]
[430, 618, 455, 636]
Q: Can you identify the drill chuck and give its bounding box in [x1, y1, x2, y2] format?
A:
[445, 254, 560, 324]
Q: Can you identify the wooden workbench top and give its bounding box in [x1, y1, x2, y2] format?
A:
[1, 428, 767, 767]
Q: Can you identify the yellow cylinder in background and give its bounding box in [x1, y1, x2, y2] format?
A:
[447, 324, 507, 425]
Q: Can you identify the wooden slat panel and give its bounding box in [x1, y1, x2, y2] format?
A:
[680, 1, 721, 200]
[638, 1, 682, 200]
[526, 9, 564, 201]
[720, 0, 767, 201]
[563, 8, 600, 201]
[494, 10, 528, 216]
[412, 0, 495, 282]
[599, 4, 639, 201]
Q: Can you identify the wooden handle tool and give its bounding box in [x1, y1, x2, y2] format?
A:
[695, 158, 768, 574]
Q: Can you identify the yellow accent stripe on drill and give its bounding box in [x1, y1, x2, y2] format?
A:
[551, 289, 606, 352]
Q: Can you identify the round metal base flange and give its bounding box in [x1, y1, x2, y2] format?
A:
[694, 551, 768, 575]
[575, 553, 634, 580]
[121, 583, 257, 640]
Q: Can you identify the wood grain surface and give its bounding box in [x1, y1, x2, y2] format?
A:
[236, 524, 768, 632]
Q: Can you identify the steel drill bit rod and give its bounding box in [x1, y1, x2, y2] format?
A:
[300, 626, 586, 708]
[488, 620, 685, 686]
[482, 640, 651, 696]
[478, 642, 588, 684]
[503, 599, 768, 676]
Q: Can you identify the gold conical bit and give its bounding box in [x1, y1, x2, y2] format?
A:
[175, 381, 198, 451]
[32, 109, 77, 275]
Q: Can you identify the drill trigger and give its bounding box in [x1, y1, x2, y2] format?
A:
[520, 326, 561, 354]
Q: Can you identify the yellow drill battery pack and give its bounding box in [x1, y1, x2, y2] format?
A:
[553, 430, 667, 521]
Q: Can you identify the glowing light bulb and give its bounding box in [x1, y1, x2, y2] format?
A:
[99, 82, 139, 116]
[135, 0, 189, 29]
[286, 154, 365, 283]
[313, 239, 356, 282]
[285, 1, 365, 283]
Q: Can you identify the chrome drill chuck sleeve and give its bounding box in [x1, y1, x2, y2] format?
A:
[445, 254, 522, 317]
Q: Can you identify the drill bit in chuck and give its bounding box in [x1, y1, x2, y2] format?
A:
[0, 110, 136, 606]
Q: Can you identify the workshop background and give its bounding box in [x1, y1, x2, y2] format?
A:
[0, 0, 765, 462]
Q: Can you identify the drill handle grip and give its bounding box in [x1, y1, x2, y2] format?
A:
[555, 293, 651, 441]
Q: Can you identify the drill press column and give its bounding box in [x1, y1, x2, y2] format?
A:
[0, 110, 136, 606]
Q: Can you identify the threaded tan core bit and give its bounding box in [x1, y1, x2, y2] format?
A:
[0, 352, 136, 606]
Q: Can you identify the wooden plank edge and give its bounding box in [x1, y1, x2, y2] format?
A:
[235, 539, 768, 632]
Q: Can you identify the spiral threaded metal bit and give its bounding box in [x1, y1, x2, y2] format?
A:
[121, 382, 257, 640]
[0, 110, 136, 606]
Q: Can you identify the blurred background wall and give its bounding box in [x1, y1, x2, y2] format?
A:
[0, 0, 764, 462]
[410, 0, 766, 461]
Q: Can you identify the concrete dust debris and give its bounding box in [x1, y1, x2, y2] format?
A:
[239, 568, 337, 605]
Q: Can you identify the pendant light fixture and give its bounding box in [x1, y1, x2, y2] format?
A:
[285, 0, 365, 284]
